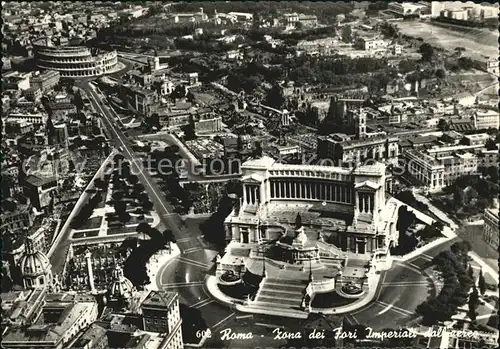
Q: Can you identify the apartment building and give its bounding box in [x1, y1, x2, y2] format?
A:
[317, 134, 399, 166]
[30, 70, 60, 91]
[359, 37, 387, 51]
[404, 149, 445, 190]
[7, 112, 48, 125]
[474, 109, 499, 130]
[403, 141, 492, 190]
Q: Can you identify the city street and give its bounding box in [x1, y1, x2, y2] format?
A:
[156, 234, 462, 343]
[348, 237, 460, 328]
[79, 80, 205, 254]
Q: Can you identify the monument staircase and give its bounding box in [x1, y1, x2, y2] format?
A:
[254, 277, 308, 308]
[316, 240, 346, 269]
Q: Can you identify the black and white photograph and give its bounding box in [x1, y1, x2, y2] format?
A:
[1, 1, 499, 348]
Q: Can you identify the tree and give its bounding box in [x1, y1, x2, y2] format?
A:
[478, 269, 486, 295]
[170, 144, 180, 154]
[94, 178, 106, 190]
[150, 113, 160, 129]
[419, 43, 434, 62]
[341, 25, 353, 43]
[181, 114, 197, 140]
[226, 180, 243, 197]
[468, 283, 479, 321]
[367, 1, 388, 13]
[486, 166, 498, 183]
[457, 57, 474, 70]
[137, 222, 152, 234]
[201, 195, 235, 246]
[470, 283, 479, 305]
[253, 141, 263, 158]
[467, 264, 474, 280]
[437, 119, 450, 131]
[163, 229, 176, 243]
[485, 138, 498, 151]
[398, 59, 416, 74]
[435, 68, 446, 79]
[127, 175, 139, 185]
[1, 264, 13, 292]
[171, 85, 187, 99]
[265, 84, 285, 109]
[380, 22, 398, 38]
[468, 298, 477, 321]
[112, 191, 125, 201]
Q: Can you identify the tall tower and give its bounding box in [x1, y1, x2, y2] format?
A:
[329, 95, 345, 122]
[355, 108, 367, 139]
[45, 114, 55, 146]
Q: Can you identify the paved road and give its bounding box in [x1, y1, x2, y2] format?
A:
[80, 80, 203, 254]
[343, 237, 460, 329]
[156, 231, 301, 348]
[157, 226, 460, 341]
[413, 192, 459, 229]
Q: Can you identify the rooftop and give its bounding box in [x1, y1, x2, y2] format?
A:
[485, 207, 499, 220]
[141, 291, 177, 309]
[330, 135, 399, 148]
[72, 323, 107, 348]
[1, 291, 25, 304]
[465, 133, 490, 140]
[409, 135, 439, 145]
[442, 130, 463, 139]
[3, 297, 96, 345]
[25, 174, 57, 187]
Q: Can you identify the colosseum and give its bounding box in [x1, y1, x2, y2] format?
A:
[33, 38, 118, 78]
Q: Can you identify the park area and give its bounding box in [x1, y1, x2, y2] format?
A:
[68, 154, 159, 242]
[395, 21, 498, 60]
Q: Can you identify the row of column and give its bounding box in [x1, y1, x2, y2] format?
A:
[357, 192, 375, 214]
[42, 62, 97, 70]
[270, 180, 352, 203]
[430, 173, 445, 189]
[244, 185, 260, 205]
[344, 235, 385, 254]
[349, 147, 384, 161]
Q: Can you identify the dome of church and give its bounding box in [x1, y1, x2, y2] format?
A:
[108, 265, 134, 301]
[19, 237, 52, 288]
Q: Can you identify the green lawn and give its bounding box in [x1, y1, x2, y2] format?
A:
[78, 216, 103, 230]
[107, 225, 138, 235]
